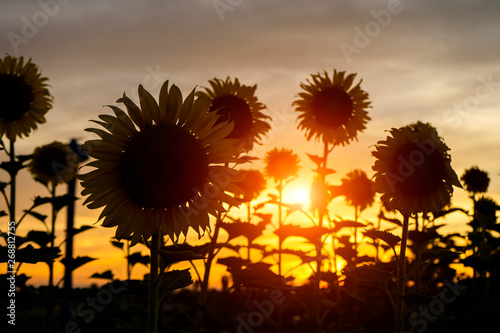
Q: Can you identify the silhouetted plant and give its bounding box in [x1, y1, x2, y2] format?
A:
[372, 121, 463, 332]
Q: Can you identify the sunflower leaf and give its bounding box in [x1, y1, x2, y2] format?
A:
[1, 244, 60, 264]
[110, 240, 124, 250]
[159, 250, 205, 266]
[363, 229, 401, 249]
[91, 270, 114, 280]
[306, 153, 323, 166]
[26, 230, 53, 248]
[16, 154, 34, 163]
[344, 264, 394, 284]
[60, 256, 96, 272]
[160, 268, 193, 295]
[67, 225, 94, 237]
[23, 210, 47, 224]
[0, 160, 25, 177]
[127, 252, 150, 268]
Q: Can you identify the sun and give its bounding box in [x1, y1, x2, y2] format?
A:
[283, 184, 311, 206]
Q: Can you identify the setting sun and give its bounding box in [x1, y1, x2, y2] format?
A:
[282, 183, 311, 206]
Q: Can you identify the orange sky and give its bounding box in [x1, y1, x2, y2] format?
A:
[2, 0, 500, 288]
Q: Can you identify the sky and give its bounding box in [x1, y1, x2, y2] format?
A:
[1, 0, 500, 287]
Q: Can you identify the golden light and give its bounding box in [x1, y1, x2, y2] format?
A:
[282, 183, 311, 206]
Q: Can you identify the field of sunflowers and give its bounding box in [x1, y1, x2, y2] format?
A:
[1, 55, 500, 333]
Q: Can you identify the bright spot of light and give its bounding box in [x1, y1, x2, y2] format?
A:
[282, 184, 310, 206]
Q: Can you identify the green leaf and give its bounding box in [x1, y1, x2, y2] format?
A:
[420, 249, 460, 262]
[16, 154, 34, 163]
[363, 229, 401, 249]
[111, 240, 124, 250]
[0, 244, 60, 264]
[33, 194, 77, 213]
[127, 252, 150, 268]
[332, 220, 366, 233]
[160, 268, 193, 294]
[344, 265, 394, 284]
[67, 225, 93, 237]
[60, 256, 96, 272]
[23, 210, 48, 224]
[162, 243, 210, 256]
[408, 230, 441, 247]
[159, 250, 205, 266]
[378, 212, 402, 226]
[432, 207, 469, 219]
[26, 230, 53, 248]
[0, 160, 25, 176]
[91, 270, 114, 280]
[306, 153, 323, 166]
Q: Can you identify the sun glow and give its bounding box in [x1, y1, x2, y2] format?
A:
[283, 184, 311, 206]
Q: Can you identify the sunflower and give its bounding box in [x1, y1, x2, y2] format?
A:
[461, 166, 490, 195]
[234, 169, 267, 203]
[197, 77, 271, 151]
[79, 81, 243, 245]
[293, 69, 371, 146]
[372, 122, 462, 215]
[29, 141, 78, 187]
[264, 148, 300, 182]
[0, 55, 52, 141]
[340, 169, 375, 212]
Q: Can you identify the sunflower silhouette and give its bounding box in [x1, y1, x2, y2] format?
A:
[293, 69, 371, 146]
[0, 55, 52, 141]
[29, 141, 78, 187]
[372, 122, 462, 215]
[264, 147, 300, 182]
[79, 82, 242, 245]
[197, 77, 271, 151]
[461, 166, 490, 195]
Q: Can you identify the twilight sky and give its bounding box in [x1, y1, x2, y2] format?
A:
[2, 0, 500, 286]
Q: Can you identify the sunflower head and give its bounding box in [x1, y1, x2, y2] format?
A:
[461, 166, 490, 194]
[79, 81, 243, 245]
[340, 169, 375, 211]
[474, 196, 498, 226]
[293, 70, 371, 146]
[372, 122, 462, 215]
[197, 77, 271, 152]
[234, 169, 267, 203]
[0, 55, 52, 141]
[264, 147, 300, 182]
[29, 141, 78, 187]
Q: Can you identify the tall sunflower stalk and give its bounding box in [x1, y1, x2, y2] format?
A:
[0, 55, 52, 283]
[372, 122, 462, 332]
[28, 141, 78, 286]
[192, 77, 270, 332]
[264, 147, 300, 279]
[0, 55, 52, 222]
[79, 81, 243, 332]
[294, 69, 371, 323]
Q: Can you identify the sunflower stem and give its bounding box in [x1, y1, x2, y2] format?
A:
[247, 203, 252, 260]
[314, 140, 330, 323]
[8, 140, 16, 224]
[396, 214, 410, 332]
[277, 179, 283, 277]
[148, 230, 161, 333]
[195, 214, 221, 332]
[126, 239, 131, 281]
[49, 183, 56, 287]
